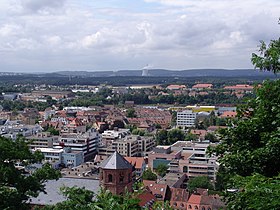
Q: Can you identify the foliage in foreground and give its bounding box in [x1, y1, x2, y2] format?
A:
[226, 174, 280, 210]
[0, 136, 61, 210]
[208, 80, 280, 210]
[40, 187, 141, 210]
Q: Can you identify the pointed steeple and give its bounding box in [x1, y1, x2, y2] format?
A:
[100, 151, 132, 170]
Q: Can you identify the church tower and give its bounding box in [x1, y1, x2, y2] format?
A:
[99, 151, 133, 195]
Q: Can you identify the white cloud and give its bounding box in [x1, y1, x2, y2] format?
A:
[0, 0, 279, 72]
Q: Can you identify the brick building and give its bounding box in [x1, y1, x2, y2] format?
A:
[99, 151, 133, 195]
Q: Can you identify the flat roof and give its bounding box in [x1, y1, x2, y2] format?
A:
[29, 178, 100, 205]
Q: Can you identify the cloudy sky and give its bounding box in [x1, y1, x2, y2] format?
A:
[0, 0, 279, 72]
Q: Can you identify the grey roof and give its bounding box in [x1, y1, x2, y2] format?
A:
[100, 151, 132, 169]
[29, 178, 100, 205]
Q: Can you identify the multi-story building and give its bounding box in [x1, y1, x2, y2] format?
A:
[171, 141, 219, 181]
[33, 147, 83, 168]
[112, 137, 139, 157]
[176, 110, 197, 128]
[98, 134, 156, 158]
[148, 145, 182, 170]
[54, 128, 101, 162]
[101, 128, 130, 147]
[26, 132, 58, 150]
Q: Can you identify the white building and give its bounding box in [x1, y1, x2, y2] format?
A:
[54, 128, 101, 162]
[176, 110, 197, 127]
[171, 141, 219, 181]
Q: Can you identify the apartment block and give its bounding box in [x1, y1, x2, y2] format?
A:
[171, 141, 219, 181]
[176, 110, 197, 128]
[54, 128, 101, 162]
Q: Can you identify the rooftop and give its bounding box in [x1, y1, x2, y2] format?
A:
[29, 178, 100, 205]
[100, 151, 132, 170]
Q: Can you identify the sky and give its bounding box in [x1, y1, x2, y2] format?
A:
[0, 0, 279, 72]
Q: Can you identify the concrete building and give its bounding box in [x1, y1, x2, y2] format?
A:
[54, 128, 101, 162]
[177, 110, 197, 127]
[99, 134, 156, 158]
[148, 145, 182, 170]
[27, 132, 58, 150]
[34, 147, 83, 167]
[101, 128, 130, 147]
[171, 141, 219, 181]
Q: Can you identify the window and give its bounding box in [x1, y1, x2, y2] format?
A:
[108, 174, 113, 182]
[202, 207, 205, 210]
[188, 205, 192, 209]
[119, 173, 124, 183]
[195, 206, 198, 209]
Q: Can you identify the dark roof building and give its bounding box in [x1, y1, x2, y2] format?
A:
[100, 151, 133, 169]
[99, 151, 133, 195]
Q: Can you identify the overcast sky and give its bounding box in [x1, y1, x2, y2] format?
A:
[0, 0, 279, 72]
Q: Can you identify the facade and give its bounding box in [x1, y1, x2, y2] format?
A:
[27, 132, 58, 150]
[170, 188, 189, 210]
[112, 137, 139, 157]
[99, 134, 156, 158]
[101, 128, 130, 147]
[187, 193, 225, 210]
[172, 141, 219, 181]
[54, 128, 101, 161]
[34, 147, 83, 167]
[99, 151, 133, 195]
[61, 147, 84, 167]
[177, 110, 197, 127]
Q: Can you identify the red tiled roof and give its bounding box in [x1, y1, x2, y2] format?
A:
[138, 191, 156, 207]
[167, 85, 186, 90]
[143, 180, 168, 200]
[220, 111, 237, 118]
[192, 84, 213, 89]
[224, 84, 253, 90]
[170, 187, 189, 202]
[125, 157, 145, 169]
[188, 194, 202, 204]
[191, 129, 207, 136]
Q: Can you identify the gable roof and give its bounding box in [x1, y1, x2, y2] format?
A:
[100, 151, 133, 169]
[125, 157, 145, 169]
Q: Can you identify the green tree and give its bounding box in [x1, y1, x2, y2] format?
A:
[209, 80, 280, 178]
[225, 174, 280, 210]
[0, 136, 61, 210]
[142, 168, 157, 181]
[42, 187, 141, 210]
[126, 108, 137, 118]
[251, 20, 280, 73]
[132, 129, 145, 136]
[46, 126, 59, 135]
[187, 176, 213, 192]
[155, 164, 168, 177]
[208, 24, 280, 209]
[167, 128, 185, 145]
[185, 132, 199, 141]
[204, 132, 218, 143]
[151, 201, 173, 210]
[155, 130, 168, 145]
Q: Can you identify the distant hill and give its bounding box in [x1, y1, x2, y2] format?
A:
[54, 69, 276, 78]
